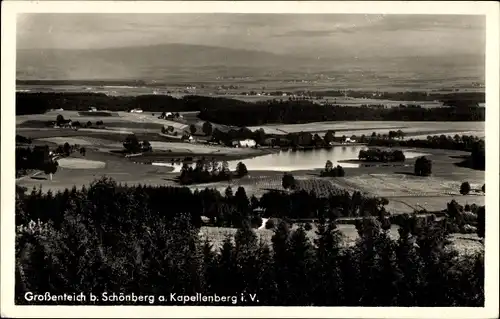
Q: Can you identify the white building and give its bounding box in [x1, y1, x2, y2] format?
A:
[88, 107, 97, 112]
[130, 108, 143, 113]
[234, 139, 256, 148]
[343, 137, 356, 144]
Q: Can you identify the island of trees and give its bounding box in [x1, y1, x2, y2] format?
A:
[358, 148, 406, 162]
[178, 161, 248, 185]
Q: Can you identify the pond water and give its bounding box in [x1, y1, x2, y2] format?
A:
[152, 146, 430, 173]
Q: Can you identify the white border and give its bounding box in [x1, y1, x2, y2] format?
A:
[2, 1, 499, 318]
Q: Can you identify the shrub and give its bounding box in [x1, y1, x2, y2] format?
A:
[236, 162, 248, 177]
[460, 182, 471, 195]
[282, 173, 295, 190]
[414, 156, 432, 176]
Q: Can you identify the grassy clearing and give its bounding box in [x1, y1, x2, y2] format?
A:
[103, 121, 164, 129]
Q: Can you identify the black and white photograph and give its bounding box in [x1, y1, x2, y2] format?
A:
[1, 1, 499, 318]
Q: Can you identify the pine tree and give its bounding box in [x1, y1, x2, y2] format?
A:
[234, 221, 259, 301]
[271, 220, 291, 304]
[394, 214, 425, 306]
[234, 186, 250, 224]
[313, 217, 344, 305]
[287, 226, 315, 305]
[202, 238, 217, 294]
[215, 235, 236, 296]
[255, 239, 276, 305]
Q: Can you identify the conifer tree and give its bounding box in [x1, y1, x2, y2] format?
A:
[234, 221, 259, 301]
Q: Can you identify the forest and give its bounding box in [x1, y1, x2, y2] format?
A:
[198, 101, 484, 125]
[15, 92, 247, 115]
[17, 92, 485, 123]
[15, 176, 390, 228]
[15, 177, 484, 306]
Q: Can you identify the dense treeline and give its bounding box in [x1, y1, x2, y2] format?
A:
[16, 146, 49, 177]
[17, 92, 485, 124]
[15, 178, 484, 306]
[15, 177, 387, 229]
[16, 134, 32, 145]
[16, 141, 86, 178]
[15, 146, 59, 178]
[16, 92, 247, 115]
[358, 149, 405, 162]
[368, 134, 483, 151]
[199, 100, 485, 126]
[179, 161, 248, 185]
[320, 161, 346, 177]
[309, 90, 485, 103]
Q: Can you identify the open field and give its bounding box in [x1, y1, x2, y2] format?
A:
[16, 110, 235, 138]
[17, 110, 188, 127]
[334, 174, 484, 197]
[17, 128, 134, 140]
[248, 121, 485, 136]
[199, 224, 483, 255]
[58, 158, 106, 169]
[330, 168, 484, 213]
[37, 136, 96, 146]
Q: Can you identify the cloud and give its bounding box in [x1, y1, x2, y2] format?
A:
[16, 13, 485, 59]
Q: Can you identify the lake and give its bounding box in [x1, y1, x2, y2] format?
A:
[152, 146, 429, 173]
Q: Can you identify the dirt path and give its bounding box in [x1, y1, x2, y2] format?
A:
[16, 171, 42, 181]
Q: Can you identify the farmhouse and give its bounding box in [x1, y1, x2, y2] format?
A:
[88, 107, 97, 112]
[232, 139, 257, 148]
[130, 108, 143, 113]
[181, 134, 194, 142]
[343, 137, 356, 144]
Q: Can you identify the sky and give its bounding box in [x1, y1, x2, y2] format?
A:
[17, 13, 485, 59]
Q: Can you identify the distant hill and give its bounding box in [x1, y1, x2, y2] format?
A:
[16, 43, 484, 88]
[17, 43, 319, 81]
